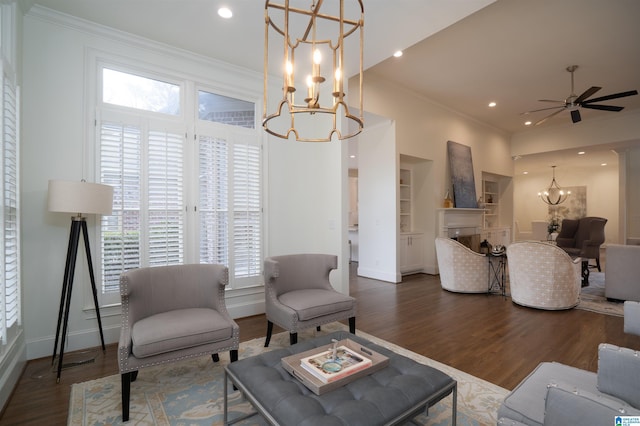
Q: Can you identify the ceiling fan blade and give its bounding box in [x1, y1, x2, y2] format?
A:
[537, 99, 565, 103]
[571, 109, 581, 123]
[581, 104, 624, 112]
[535, 108, 565, 126]
[520, 106, 565, 115]
[574, 86, 601, 103]
[583, 90, 638, 104]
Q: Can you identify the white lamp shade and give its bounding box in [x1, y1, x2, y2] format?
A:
[48, 180, 114, 216]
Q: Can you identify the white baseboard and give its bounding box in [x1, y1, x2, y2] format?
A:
[26, 298, 267, 361]
[0, 330, 26, 413]
[357, 266, 400, 283]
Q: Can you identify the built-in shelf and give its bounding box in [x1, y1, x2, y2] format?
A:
[483, 179, 500, 229]
[399, 168, 412, 233]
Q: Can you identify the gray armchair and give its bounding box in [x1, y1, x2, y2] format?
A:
[263, 254, 356, 347]
[118, 264, 239, 422]
[556, 216, 607, 284]
[497, 301, 640, 425]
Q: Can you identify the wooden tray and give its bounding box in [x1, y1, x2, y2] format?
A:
[281, 338, 389, 395]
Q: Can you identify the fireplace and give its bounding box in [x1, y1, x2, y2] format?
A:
[438, 208, 484, 253]
[450, 231, 480, 253]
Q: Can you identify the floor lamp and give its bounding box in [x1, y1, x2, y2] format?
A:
[48, 180, 114, 383]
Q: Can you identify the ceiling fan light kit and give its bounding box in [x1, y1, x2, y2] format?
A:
[522, 65, 638, 126]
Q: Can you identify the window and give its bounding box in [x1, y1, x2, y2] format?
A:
[198, 90, 255, 129]
[97, 65, 262, 300]
[2, 76, 19, 342]
[197, 129, 262, 282]
[1, 1, 20, 349]
[103, 68, 180, 115]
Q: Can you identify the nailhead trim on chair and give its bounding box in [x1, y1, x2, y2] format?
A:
[118, 267, 240, 373]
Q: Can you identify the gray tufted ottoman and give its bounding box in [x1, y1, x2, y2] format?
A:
[224, 331, 457, 425]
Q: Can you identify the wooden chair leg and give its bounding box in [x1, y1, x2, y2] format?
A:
[212, 353, 220, 362]
[316, 326, 321, 331]
[349, 317, 356, 334]
[121, 372, 134, 422]
[290, 332, 298, 345]
[596, 256, 602, 272]
[230, 349, 238, 362]
[264, 321, 274, 347]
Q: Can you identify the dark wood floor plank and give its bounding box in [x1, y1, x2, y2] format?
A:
[1, 264, 639, 424]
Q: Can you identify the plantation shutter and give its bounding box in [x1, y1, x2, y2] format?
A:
[1, 73, 19, 342]
[100, 121, 142, 294]
[198, 135, 229, 266]
[197, 129, 262, 285]
[99, 117, 186, 295]
[232, 141, 261, 279]
[148, 130, 184, 266]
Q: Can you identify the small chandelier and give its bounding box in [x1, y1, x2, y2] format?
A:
[263, 0, 364, 142]
[538, 166, 571, 205]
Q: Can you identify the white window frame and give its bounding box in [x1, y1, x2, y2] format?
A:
[0, 1, 21, 352]
[89, 56, 263, 308]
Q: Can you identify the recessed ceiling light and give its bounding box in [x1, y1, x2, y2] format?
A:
[488, 102, 496, 108]
[393, 50, 403, 58]
[578, 151, 585, 155]
[601, 163, 607, 166]
[524, 121, 532, 126]
[349, 155, 356, 159]
[218, 7, 232, 18]
[523, 171, 529, 175]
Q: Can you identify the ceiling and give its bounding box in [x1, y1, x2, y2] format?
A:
[26, 0, 640, 173]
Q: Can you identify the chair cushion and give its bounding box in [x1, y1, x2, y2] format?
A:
[561, 247, 581, 257]
[597, 343, 640, 408]
[131, 308, 233, 358]
[278, 289, 355, 321]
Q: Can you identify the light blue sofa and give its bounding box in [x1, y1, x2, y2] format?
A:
[497, 301, 640, 425]
[605, 244, 640, 302]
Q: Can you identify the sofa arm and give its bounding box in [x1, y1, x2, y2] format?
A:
[624, 301, 640, 336]
[555, 237, 574, 248]
[543, 381, 640, 426]
[597, 343, 640, 408]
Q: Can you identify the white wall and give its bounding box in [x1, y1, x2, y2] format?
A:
[511, 111, 640, 157]
[21, 7, 347, 361]
[357, 120, 398, 281]
[511, 111, 640, 244]
[265, 134, 349, 293]
[514, 165, 619, 244]
[621, 147, 640, 240]
[352, 73, 513, 272]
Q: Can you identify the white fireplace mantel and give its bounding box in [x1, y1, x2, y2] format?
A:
[437, 208, 484, 238]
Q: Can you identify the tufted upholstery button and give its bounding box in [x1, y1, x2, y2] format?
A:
[226, 331, 456, 426]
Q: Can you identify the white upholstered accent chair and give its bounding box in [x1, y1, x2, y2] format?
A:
[507, 241, 582, 310]
[263, 254, 356, 347]
[435, 237, 489, 293]
[118, 264, 239, 422]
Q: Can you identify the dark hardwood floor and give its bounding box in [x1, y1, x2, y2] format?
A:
[2, 263, 639, 425]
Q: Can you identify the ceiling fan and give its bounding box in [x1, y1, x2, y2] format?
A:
[521, 65, 638, 126]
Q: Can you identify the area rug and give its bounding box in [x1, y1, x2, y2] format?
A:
[69, 324, 508, 425]
[578, 272, 624, 317]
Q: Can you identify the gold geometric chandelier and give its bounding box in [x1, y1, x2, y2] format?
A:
[263, 0, 364, 142]
[538, 165, 571, 205]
